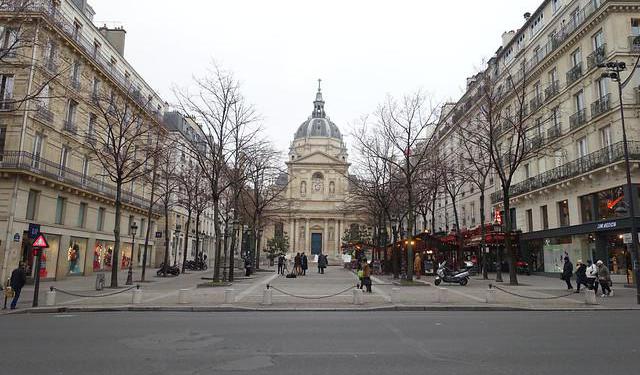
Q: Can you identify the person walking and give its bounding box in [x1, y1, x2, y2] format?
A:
[244, 257, 252, 277]
[596, 260, 612, 297]
[414, 253, 423, 279]
[561, 256, 573, 290]
[318, 254, 327, 274]
[294, 253, 302, 276]
[277, 254, 285, 275]
[301, 253, 308, 276]
[9, 262, 27, 310]
[362, 259, 372, 293]
[575, 260, 588, 293]
[586, 259, 598, 294]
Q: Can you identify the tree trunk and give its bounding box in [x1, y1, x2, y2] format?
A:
[451, 196, 462, 270]
[392, 226, 399, 279]
[162, 199, 170, 276]
[503, 194, 518, 285]
[406, 187, 415, 281]
[111, 183, 123, 288]
[212, 194, 222, 282]
[141, 162, 157, 282]
[430, 194, 437, 234]
[181, 209, 192, 273]
[480, 190, 488, 280]
[195, 210, 201, 260]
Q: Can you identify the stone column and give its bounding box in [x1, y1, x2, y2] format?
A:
[305, 218, 310, 254]
[335, 219, 340, 257]
[323, 218, 328, 255]
[290, 219, 295, 253]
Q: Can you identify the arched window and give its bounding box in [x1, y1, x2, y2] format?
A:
[312, 172, 324, 193]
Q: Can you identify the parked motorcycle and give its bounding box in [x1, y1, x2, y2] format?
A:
[157, 263, 180, 276]
[184, 259, 208, 271]
[434, 261, 470, 286]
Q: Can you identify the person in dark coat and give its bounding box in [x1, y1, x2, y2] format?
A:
[301, 253, 308, 276]
[244, 257, 252, 277]
[574, 260, 588, 293]
[10, 262, 27, 310]
[294, 253, 302, 275]
[318, 254, 328, 274]
[561, 256, 573, 290]
[277, 255, 285, 275]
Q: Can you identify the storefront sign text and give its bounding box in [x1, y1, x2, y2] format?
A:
[596, 221, 617, 230]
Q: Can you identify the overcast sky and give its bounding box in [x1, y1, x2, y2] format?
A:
[90, 0, 542, 153]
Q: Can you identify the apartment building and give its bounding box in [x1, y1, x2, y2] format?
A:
[435, 0, 640, 275]
[0, 0, 166, 282]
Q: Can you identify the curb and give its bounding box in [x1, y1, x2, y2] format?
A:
[4, 304, 640, 315]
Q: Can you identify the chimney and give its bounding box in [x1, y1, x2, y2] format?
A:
[501, 30, 516, 48]
[99, 26, 126, 56]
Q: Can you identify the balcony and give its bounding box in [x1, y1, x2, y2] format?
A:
[569, 109, 587, 130]
[566, 63, 583, 87]
[591, 93, 611, 118]
[546, 124, 562, 140]
[630, 35, 640, 53]
[44, 57, 58, 73]
[491, 141, 640, 203]
[34, 103, 54, 122]
[586, 44, 607, 71]
[71, 78, 81, 91]
[0, 151, 161, 214]
[529, 95, 543, 112]
[85, 133, 97, 146]
[0, 100, 14, 111]
[63, 120, 77, 134]
[545, 81, 560, 101]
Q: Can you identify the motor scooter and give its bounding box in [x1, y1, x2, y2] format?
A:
[434, 261, 470, 286]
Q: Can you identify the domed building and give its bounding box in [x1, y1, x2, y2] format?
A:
[264, 81, 367, 258]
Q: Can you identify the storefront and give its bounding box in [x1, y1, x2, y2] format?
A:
[20, 232, 60, 280]
[93, 240, 114, 272]
[66, 237, 87, 276]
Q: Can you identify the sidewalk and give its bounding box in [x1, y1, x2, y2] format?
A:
[3, 267, 639, 314]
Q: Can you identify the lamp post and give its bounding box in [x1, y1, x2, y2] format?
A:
[391, 216, 399, 279]
[126, 221, 138, 285]
[173, 224, 181, 267]
[256, 228, 264, 270]
[598, 57, 640, 303]
[229, 219, 239, 282]
[493, 219, 503, 282]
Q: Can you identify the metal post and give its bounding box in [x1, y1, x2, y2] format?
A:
[126, 222, 137, 285]
[32, 248, 41, 307]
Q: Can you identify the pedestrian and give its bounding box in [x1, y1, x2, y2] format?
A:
[586, 259, 598, 294]
[301, 253, 308, 276]
[596, 260, 612, 297]
[277, 254, 285, 275]
[414, 253, 422, 279]
[575, 260, 588, 293]
[9, 262, 27, 310]
[561, 256, 573, 290]
[318, 254, 327, 274]
[294, 253, 302, 276]
[244, 257, 252, 277]
[362, 259, 372, 293]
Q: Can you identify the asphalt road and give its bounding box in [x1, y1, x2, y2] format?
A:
[1, 311, 638, 375]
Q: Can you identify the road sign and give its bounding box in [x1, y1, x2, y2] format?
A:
[155, 231, 162, 238]
[32, 234, 49, 248]
[622, 233, 640, 244]
[28, 223, 40, 239]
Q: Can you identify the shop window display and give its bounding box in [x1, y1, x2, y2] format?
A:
[93, 241, 114, 271]
[67, 238, 87, 275]
[120, 243, 132, 270]
[37, 235, 60, 279]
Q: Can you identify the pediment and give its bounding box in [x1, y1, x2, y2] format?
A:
[290, 151, 346, 166]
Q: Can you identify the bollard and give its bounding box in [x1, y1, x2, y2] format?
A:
[178, 289, 190, 304]
[132, 288, 143, 304]
[352, 288, 363, 305]
[485, 288, 497, 304]
[584, 289, 598, 305]
[390, 287, 401, 304]
[262, 288, 273, 305]
[45, 290, 56, 306]
[224, 289, 235, 304]
[437, 287, 448, 303]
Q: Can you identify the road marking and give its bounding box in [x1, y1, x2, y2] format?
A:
[236, 273, 279, 302]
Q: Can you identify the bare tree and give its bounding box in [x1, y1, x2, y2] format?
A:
[154, 136, 180, 275]
[353, 92, 440, 281]
[87, 87, 159, 287]
[175, 64, 258, 282]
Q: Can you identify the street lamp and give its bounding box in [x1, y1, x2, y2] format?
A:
[256, 228, 264, 270]
[173, 224, 181, 267]
[229, 219, 240, 282]
[126, 221, 138, 285]
[598, 57, 640, 303]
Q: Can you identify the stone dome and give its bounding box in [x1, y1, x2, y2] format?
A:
[294, 80, 343, 141]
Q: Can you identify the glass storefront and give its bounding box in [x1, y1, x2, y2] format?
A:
[542, 235, 591, 273]
[67, 237, 87, 275]
[121, 242, 133, 270]
[601, 233, 632, 275]
[38, 234, 60, 279]
[93, 240, 114, 271]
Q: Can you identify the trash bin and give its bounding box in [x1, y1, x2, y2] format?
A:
[95, 273, 105, 291]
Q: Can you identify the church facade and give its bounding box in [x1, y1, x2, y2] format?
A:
[264, 82, 368, 258]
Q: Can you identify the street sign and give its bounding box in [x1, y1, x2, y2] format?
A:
[32, 234, 49, 248]
[622, 233, 640, 244]
[13, 233, 20, 242]
[28, 223, 40, 239]
[155, 231, 162, 238]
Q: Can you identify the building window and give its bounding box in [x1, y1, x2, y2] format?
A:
[552, 0, 561, 14]
[0, 74, 14, 110]
[55, 196, 67, 225]
[59, 146, 70, 177]
[140, 218, 146, 237]
[577, 137, 588, 158]
[97, 207, 106, 231]
[81, 155, 89, 184]
[0, 125, 6, 159]
[65, 99, 78, 130]
[524, 163, 531, 179]
[128, 215, 134, 235]
[0, 26, 18, 55]
[558, 200, 570, 227]
[26, 189, 39, 220]
[78, 202, 88, 228]
[600, 126, 612, 148]
[633, 19, 640, 36]
[580, 195, 594, 223]
[526, 209, 533, 232]
[570, 49, 581, 68]
[32, 133, 43, 168]
[575, 90, 585, 111]
[540, 205, 549, 230]
[71, 60, 81, 87]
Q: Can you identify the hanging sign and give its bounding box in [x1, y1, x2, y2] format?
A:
[32, 234, 49, 248]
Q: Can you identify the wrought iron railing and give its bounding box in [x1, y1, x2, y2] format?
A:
[586, 44, 607, 71]
[569, 109, 587, 130]
[0, 151, 161, 214]
[34, 103, 53, 122]
[591, 93, 611, 118]
[566, 63, 583, 87]
[546, 124, 562, 140]
[545, 80, 560, 101]
[630, 35, 640, 53]
[491, 141, 640, 203]
[529, 95, 543, 112]
[63, 120, 77, 134]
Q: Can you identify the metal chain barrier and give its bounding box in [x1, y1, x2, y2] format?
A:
[267, 284, 356, 300]
[490, 284, 577, 300]
[50, 285, 138, 298]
